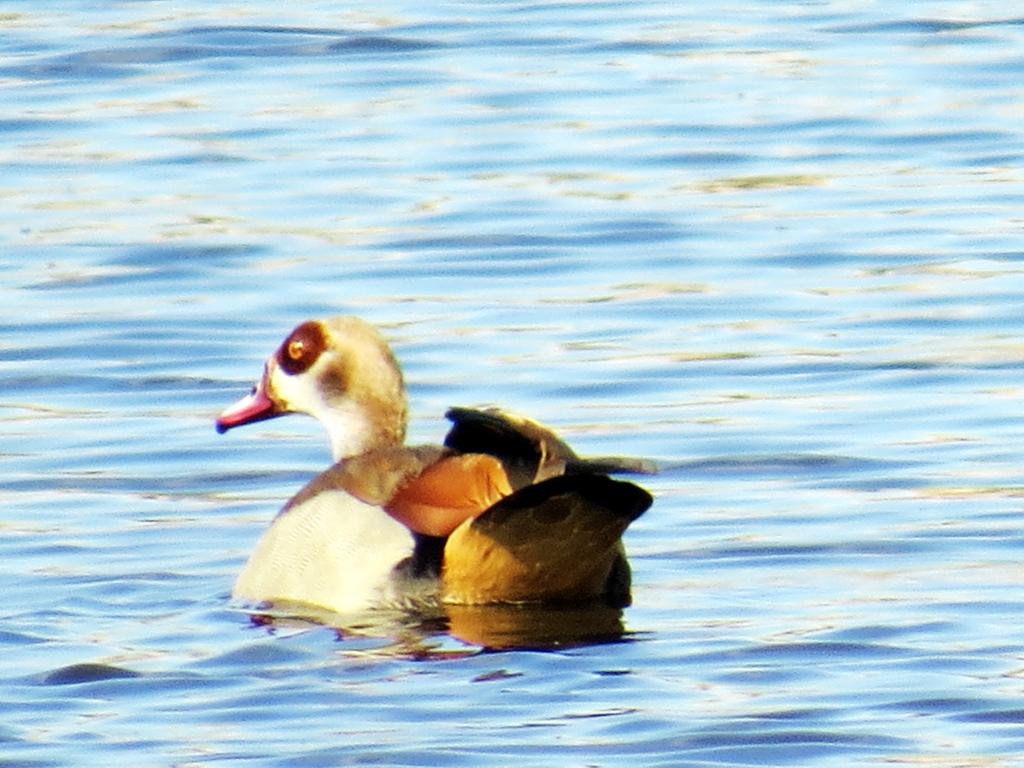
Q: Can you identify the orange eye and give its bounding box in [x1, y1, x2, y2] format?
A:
[277, 321, 326, 376]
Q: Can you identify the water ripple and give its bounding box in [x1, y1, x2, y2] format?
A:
[4, 1, 1024, 766]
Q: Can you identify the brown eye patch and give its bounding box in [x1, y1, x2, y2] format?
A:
[276, 321, 327, 376]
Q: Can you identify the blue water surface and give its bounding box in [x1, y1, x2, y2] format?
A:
[3, 1, 1024, 766]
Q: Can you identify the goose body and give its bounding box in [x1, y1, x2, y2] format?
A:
[217, 317, 653, 615]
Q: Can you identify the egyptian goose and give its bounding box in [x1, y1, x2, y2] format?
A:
[216, 316, 653, 615]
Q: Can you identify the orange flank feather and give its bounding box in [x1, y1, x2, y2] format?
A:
[440, 474, 651, 605]
[386, 453, 514, 537]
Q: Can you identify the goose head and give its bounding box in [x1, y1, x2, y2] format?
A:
[216, 317, 407, 460]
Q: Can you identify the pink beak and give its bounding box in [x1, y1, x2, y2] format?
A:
[216, 366, 282, 433]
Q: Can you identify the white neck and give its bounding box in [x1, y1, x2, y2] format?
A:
[319, 404, 377, 462]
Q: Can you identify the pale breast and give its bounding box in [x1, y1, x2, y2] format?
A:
[232, 488, 415, 615]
